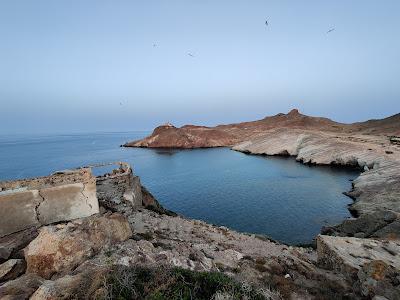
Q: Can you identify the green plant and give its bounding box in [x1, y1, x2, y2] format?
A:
[102, 265, 269, 300]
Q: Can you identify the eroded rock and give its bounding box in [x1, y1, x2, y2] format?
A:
[356, 260, 400, 300]
[317, 235, 400, 280]
[24, 213, 132, 279]
[0, 168, 99, 238]
[0, 227, 38, 263]
[0, 259, 26, 283]
[30, 265, 109, 300]
[0, 273, 44, 299]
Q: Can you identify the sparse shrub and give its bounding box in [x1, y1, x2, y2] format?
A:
[102, 265, 269, 300]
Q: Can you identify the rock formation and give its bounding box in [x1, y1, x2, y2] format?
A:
[124, 110, 400, 148]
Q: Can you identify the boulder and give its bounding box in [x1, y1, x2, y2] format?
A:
[0, 259, 26, 283]
[332, 210, 400, 238]
[317, 235, 400, 280]
[0, 273, 44, 299]
[0, 227, 38, 263]
[24, 213, 132, 279]
[357, 260, 400, 300]
[30, 265, 109, 300]
[317, 235, 400, 298]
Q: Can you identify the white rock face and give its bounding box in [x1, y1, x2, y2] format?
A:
[317, 235, 400, 276]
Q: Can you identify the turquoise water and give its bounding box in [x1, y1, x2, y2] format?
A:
[0, 132, 358, 244]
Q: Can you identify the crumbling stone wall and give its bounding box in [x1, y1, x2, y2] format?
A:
[96, 163, 143, 211]
[0, 168, 99, 237]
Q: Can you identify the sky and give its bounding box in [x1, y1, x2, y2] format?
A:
[0, 0, 399, 134]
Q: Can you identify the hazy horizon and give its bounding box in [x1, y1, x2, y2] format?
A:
[1, 1, 400, 134]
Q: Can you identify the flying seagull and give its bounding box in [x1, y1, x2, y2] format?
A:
[153, 43, 157, 47]
[265, 20, 268, 26]
[187, 53, 194, 57]
[326, 28, 335, 34]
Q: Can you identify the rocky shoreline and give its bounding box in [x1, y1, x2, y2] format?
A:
[0, 162, 399, 299]
[125, 110, 400, 240]
[231, 128, 400, 239]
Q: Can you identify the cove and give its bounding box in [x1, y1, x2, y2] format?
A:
[0, 132, 359, 245]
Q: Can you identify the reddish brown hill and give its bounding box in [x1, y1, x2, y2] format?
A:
[123, 109, 399, 148]
[349, 113, 400, 136]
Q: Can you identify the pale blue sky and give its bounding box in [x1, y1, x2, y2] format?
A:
[0, 1, 399, 134]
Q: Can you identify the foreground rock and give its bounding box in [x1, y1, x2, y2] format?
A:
[0, 259, 26, 283]
[0, 227, 38, 263]
[30, 264, 109, 300]
[317, 235, 400, 299]
[0, 273, 45, 299]
[0, 168, 99, 238]
[24, 213, 132, 279]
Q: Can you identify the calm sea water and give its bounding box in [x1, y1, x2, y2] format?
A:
[0, 132, 358, 244]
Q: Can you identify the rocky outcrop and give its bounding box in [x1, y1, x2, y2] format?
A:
[0, 168, 99, 237]
[96, 162, 143, 211]
[317, 235, 400, 299]
[0, 227, 38, 263]
[0, 259, 26, 283]
[95, 162, 176, 216]
[124, 123, 240, 148]
[0, 273, 45, 299]
[30, 264, 109, 300]
[24, 213, 132, 279]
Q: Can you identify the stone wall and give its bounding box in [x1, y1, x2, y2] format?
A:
[0, 168, 99, 237]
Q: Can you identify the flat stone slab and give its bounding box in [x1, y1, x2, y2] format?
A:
[317, 235, 400, 278]
[0, 168, 99, 237]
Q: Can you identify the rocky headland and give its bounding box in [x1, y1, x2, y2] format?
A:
[125, 110, 400, 239]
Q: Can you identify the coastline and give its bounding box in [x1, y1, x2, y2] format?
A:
[125, 111, 400, 240]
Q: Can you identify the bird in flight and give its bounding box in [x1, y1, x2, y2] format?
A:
[153, 43, 157, 47]
[326, 28, 335, 34]
[187, 53, 194, 57]
[265, 20, 268, 26]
